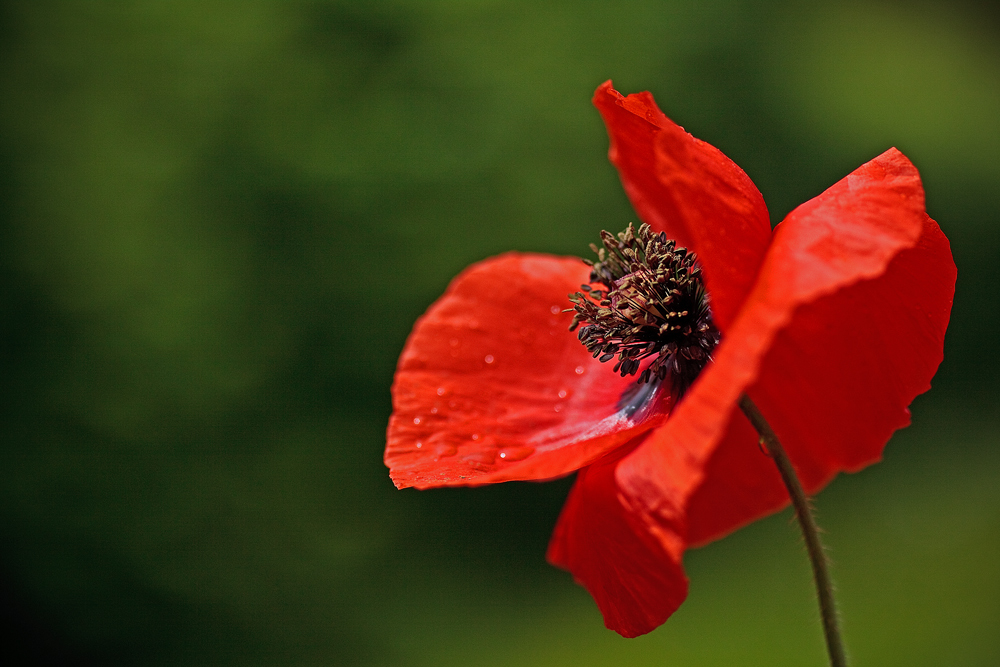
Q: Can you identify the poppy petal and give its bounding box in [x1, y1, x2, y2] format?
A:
[592, 81, 772, 329]
[386, 252, 668, 489]
[686, 165, 957, 546]
[547, 437, 688, 638]
[618, 147, 955, 556]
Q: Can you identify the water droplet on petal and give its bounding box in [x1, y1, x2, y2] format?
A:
[413, 417, 422, 425]
[436, 387, 446, 396]
[575, 366, 585, 375]
[558, 389, 568, 399]
[463, 450, 495, 465]
[430, 407, 438, 414]
[553, 403, 563, 413]
[550, 305, 561, 314]
[484, 354, 495, 364]
[471, 433, 480, 441]
[415, 442, 423, 449]
[434, 443, 457, 458]
[497, 446, 534, 462]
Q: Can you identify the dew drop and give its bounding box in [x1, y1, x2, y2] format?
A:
[484, 354, 495, 364]
[434, 443, 458, 458]
[430, 407, 438, 414]
[553, 403, 563, 413]
[471, 433, 480, 441]
[416, 441, 423, 449]
[550, 305, 561, 314]
[436, 387, 446, 396]
[413, 417, 422, 425]
[497, 446, 534, 461]
[558, 389, 568, 399]
[462, 450, 495, 465]
[575, 365, 585, 375]
[449, 400, 458, 408]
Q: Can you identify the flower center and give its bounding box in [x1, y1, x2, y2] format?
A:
[569, 223, 720, 393]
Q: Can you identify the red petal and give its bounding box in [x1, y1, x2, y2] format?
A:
[593, 81, 772, 330]
[618, 148, 955, 549]
[547, 438, 688, 638]
[386, 253, 667, 489]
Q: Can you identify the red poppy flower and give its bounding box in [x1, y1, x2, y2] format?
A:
[385, 81, 956, 637]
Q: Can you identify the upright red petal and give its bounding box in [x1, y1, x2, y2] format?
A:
[617, 147, 955, 554]
[547, 437, 688, 638]
[386, 253, 667, 489]
[593, 81, 772, 329]
[685, 152, 957, 545]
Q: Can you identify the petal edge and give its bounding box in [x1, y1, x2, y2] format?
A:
[593, 81, 772, 329]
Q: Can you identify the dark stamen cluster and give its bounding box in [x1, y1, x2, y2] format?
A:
[569, 223, 720, 392]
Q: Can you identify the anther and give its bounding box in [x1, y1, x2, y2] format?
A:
[568, 223, 721, 395]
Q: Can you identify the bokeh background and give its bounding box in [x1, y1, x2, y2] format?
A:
[1, 1, 998, 665]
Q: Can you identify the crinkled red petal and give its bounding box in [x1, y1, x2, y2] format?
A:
[546, 436, 688, 638]
[611, 148, 954, 598]
[592, 81, 772, 330]
[386, 252, 667, 489]
[685, 158, 957, 545]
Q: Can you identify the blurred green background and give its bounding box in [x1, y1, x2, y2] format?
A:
[1, 1, 998, 665]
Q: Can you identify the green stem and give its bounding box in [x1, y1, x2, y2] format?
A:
[738, 394, 848, 667]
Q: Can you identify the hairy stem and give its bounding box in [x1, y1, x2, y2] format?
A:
[738, 394, 848, 667]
